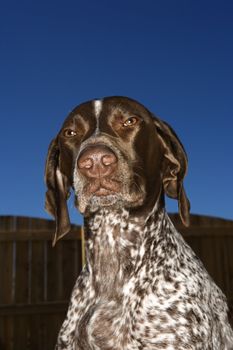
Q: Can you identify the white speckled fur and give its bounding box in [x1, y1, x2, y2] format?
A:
[56, 208, 233, 350]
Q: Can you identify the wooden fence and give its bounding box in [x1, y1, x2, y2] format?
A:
[173, 213, 233, 307]
[0, 214, 233, 349]
[0, 216, 82, 350]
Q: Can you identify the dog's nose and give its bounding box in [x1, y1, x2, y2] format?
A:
[77, 145, 118, 178]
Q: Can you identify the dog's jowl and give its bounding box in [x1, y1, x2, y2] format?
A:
[45, 97, 233, 350]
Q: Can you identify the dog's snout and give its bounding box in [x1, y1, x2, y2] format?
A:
[77, 145, 118, 178]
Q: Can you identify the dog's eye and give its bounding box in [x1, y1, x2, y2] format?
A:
[63, 129, 77, 137]
[123, 117, 138, 127]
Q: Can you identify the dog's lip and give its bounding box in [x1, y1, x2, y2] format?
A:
[93, 187, 116, 196]
[86, 178, 121, 196]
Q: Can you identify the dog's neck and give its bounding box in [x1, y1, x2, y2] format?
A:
[83, 200, 171, 299]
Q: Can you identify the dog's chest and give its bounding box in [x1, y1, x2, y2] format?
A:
[76, 211, 211, 349]
[76, 279, 158, 350]
[82, 298, 132, 350]
[76, 274, 196, 350]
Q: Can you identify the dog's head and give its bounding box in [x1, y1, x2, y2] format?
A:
[45, 96, 190, 245]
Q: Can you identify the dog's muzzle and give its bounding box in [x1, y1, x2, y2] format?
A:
[77, 144, 120, 196]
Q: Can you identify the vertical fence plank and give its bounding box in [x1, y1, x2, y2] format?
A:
[62, 240, 82, 300]
[0, 242, 14, 305]
[13, 316, 29, 350]
[15, 242, 29, 304]
[0, 242, 15, 350]
[81, 226, 85, 268]
[0, 316, 14, 350]
[47, 241, 64, 301]
[223, 236, 233, 301]
[31, 241, 45, 303]
[29, 314, 47, 350]
[200, 236, 216, 280]
[214, 237, 226, 292]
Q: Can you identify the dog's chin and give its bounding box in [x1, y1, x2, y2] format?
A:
[86, 194, 123, 213]
[76, 190, 146, 216]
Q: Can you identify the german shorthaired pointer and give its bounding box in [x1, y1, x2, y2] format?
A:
[45, 97, 233, 349]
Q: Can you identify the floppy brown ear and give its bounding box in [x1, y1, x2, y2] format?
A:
[154, 118, 190, 226]
[44, 138, 71, 246]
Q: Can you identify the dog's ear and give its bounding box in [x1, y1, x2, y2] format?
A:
[154, 118, 190, 226]
[44, 138, 71, 246]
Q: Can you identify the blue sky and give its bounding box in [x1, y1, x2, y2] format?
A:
[1, 0, 233, 225]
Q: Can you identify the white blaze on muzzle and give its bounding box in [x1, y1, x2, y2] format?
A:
[93, 99, 103, 135]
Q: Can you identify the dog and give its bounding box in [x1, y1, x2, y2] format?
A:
[45, 96, 233, 349]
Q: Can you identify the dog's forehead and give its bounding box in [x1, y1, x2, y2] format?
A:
[63, 96, 152, 125]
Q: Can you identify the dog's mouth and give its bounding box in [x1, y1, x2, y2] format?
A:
[76, 179, 146, 215]
[94, 187, 114, 196]
[86, 178, 121, 197]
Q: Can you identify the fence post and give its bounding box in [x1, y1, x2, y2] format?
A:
[81, 226, 85, 268]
